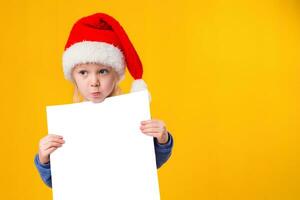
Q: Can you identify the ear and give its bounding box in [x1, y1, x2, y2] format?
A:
[114, 71, 122, 84]
[116, 71, 125, 84]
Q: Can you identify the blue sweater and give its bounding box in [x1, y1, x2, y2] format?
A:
[34, 132, 174, 188]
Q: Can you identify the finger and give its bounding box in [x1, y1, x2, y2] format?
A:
[140, 120, 153, 125]
[47, 134, 63, 139]
[142, 119, 161, 123]
[142, 120, 164, 127]
[140, 127, 161, 133]
[44, 147, 57, 156]
[41, 141, 64, 151]
[140, 123, 161, 129]
[41, 136, 65, 145]
[141, 120, 162, 127]
[48, 137, 65, 144]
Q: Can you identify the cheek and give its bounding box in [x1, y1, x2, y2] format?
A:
[74, 78, 88, 93]
[101, 77, 116, 90]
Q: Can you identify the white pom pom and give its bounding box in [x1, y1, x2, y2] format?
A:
[130, 79, 147, 92]
[130, 79, 151, 102]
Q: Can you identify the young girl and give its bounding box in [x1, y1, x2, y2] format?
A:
[34, 13, 174, 188]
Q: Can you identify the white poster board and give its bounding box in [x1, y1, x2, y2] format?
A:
[46, 90, 160, 200]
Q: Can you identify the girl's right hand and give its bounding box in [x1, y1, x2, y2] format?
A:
[38, 134, 65, 164]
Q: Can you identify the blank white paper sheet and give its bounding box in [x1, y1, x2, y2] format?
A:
[46, 90, 160, 200]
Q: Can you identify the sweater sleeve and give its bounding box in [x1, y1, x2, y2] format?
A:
[154, 132, 174, 169]
[34, 154, 52, 188]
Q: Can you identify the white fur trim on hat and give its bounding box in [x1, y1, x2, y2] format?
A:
[131, 79, 151, 102]
[63, 41, 126, 81]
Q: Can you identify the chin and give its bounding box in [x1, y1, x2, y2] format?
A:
[91, 98, 105, 103]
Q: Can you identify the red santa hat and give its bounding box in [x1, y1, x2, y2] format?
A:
[62, 13, 149, 94]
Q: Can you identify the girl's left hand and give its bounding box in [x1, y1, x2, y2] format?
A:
[140, 119, 169, 144]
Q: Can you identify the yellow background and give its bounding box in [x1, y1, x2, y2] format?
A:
[0, 0, 299, 199]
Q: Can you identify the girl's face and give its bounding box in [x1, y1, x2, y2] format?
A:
[72, 63, 119, 103]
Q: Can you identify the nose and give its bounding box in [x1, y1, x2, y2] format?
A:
[90, 74, 100, 87]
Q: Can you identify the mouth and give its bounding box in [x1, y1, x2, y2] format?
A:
[91, 92, 101, 98]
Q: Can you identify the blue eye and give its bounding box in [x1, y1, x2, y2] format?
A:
[99, 69, 109, 74]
